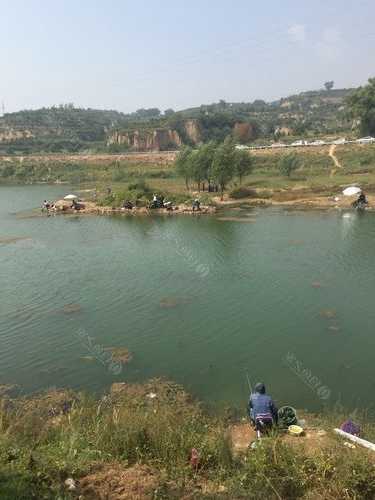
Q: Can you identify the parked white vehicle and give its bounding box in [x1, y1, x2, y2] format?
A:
[235, 145, 250, 150]
[309, 140, 326, 146]
[291, 140, 308, 147]
[356, 136, 375, 144]
[332, 137, 346, 145]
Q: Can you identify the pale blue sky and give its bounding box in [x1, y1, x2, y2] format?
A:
[1, 0, 374, 113]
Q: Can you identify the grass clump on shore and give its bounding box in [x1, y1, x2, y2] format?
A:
[1, 380, 375, 499]
[97, 180, 153, 207]
[97, 179, 196, 208]
[229, 186, 258, 199]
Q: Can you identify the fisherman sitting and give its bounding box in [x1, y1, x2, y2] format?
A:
[122, 200, 134, 210]
[192, 198, 201, 211]
[358, 192, 368, 206]
[150, 194, 159, 209]
[247, 382, 278, 433]
[150, 194, 164, 209]
[352, 191, 368, 209]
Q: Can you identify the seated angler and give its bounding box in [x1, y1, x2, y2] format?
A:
[247, 382, 278, 433]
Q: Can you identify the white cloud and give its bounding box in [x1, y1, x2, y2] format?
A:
[287, 24, 306, 43]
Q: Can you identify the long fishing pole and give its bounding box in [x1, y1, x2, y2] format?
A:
[245, 371, 261, 441]
[245, 370, 253, 393]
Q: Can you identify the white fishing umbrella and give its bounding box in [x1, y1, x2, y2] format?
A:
[64, 194, 78, 200]
[342, 186, 361, 196]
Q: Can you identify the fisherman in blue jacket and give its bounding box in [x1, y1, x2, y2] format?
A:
[248, 382, 278, 430]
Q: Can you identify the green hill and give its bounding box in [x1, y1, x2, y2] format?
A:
[0, 88, 355, 154]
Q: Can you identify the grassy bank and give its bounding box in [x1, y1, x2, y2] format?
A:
[1, 381, 375, 499]
[1, 144, 375, 209]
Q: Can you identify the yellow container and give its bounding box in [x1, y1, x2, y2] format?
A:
[288, 424, 304, 436]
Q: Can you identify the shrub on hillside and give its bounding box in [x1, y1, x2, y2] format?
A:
[128, 179, 151, 193]
[147, 170, 174, 179]
[229, 186, 257, 199]
[112, 168, 128, 182]
[279, 153, 301, 177]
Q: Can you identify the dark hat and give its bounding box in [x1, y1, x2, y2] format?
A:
[255, 382, 266, 394]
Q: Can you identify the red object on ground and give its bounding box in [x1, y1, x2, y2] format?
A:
[190, 448, 200, 469]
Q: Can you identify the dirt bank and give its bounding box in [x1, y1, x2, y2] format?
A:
[50, 199, 216, 217]
[229, 421, 336, 457]
[215, 191, 375, 211]
[0, 151, 177, 166]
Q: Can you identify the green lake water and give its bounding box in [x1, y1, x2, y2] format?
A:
[1, 185, 375, 412]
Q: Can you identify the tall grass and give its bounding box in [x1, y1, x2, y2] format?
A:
[1, 381, 375, 498]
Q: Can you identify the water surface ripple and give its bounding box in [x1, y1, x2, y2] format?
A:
[1, 185, 375, 411]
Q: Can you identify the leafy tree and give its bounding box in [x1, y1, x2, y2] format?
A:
[107, 142, 130, 153]
[294, 121, 307, 135]
[324, 81, 334, 91]
[190, 141, 216, 191]
[198, 111, 235, 142]
[189, 150, 203, 191]
[234, 149, 254, 184]
[175, 146, 193, 189]
[279, 153, 301, 178]
[252, 99, 267, 111]
[0, 165, 15, 177]
[212, 137, 236, 199]
[164, 108, 175, 117]
[347, 77, 375, 136]
[134, 108, 161, 120]
[15, 165, 30, 179]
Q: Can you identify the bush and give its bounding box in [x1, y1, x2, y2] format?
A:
[111, 168, 128, 182]
[255, 190, 273, 199]
[341, 452, 375, 499]
[0, 165, 15, 178]
[128, 179, 151, 193]
[147, 170, 174, 179]
[98, 194, 116, 206]
[229, 186, 257, 199]
[107, 143, 130, 153]
[166, 192, 193, 204]
[279, 153, 301, 177]
[237, 440, 309, 499]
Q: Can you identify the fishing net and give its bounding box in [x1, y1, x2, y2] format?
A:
[278, 406, 297, 428]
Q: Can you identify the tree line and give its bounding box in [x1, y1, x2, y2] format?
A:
[175, 139, 303, 199]
[175, 138, 254, 199]
[347, 77, 375, 136]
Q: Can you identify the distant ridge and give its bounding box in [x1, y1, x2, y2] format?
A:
[0, 87, 355, 154]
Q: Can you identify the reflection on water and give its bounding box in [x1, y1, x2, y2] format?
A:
[1, 185, 375, 412]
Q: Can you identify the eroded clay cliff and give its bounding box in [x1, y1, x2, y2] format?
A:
[233, 122, 256, 142]
[107, 128, 182, 151]
[0, 128, 34, 142]
[107, 119, 202, 152]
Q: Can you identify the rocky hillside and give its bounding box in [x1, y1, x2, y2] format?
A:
[0, 88, 355, 154]
[107, 119, 202, 151]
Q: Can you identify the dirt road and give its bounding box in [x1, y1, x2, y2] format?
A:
[329, 144, 343, 177]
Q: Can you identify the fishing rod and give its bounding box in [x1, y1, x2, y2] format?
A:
[245, 370, 253, 394]
[245, 370, 262, 441]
